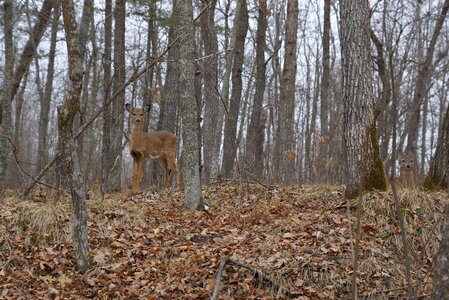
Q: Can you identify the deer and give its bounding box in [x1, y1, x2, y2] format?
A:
[125, 103, 180, 191]
[398, 151, 416, 188]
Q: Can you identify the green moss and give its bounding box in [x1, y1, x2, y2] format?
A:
[363, 124, 387, 192]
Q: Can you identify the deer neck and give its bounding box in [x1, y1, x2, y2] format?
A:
[130, 126, 145, 149]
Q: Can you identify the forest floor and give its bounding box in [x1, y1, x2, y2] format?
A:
[0, 183, 447, 299]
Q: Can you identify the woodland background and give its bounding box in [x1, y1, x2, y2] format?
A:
[0, 0, 447, 192]
[1, 0, 449, 298]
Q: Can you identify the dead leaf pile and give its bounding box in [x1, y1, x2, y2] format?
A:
[0, 184, 446, 299]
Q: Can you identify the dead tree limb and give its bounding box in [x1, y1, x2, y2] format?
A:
[210, 256, 292, 300]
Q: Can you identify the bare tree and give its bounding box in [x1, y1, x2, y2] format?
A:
[59, 0, 93, 272]
[245, 0, 267, 180]
[176, 0, 204, 210]
[101, 0, 113, 194]
[274, 0, 299, 184]
[221, 0, 249, 179]
[109, 0, 126, 191]
[201, 0, 219, 184]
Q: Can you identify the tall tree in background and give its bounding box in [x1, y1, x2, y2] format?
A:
[319, 0, 331, 182]
[101, 0, 113, 194]
[221, 0, 248, 179]
[340, 0, 386, 192]
[37, 1, 60, 173]
[404, 0, 449, 155]
[245, 0, 267, 179]
[109, 0, 126, 191]
[59, 0, 93, 272]
[423, 103, 449, 190]
[200, 0, 219, 184]
[0, 0, 54, 198]
[0, 0, 15, 199]
[274, 0, 299, 184]
[160, 0, 180, 134]
[176, 0, 204, 210]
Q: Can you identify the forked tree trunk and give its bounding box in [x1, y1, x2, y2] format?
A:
[275, 0, 298, 184]
[221, 0, 249, 179]
[176, 0, 204, 210]
[0, 0, 54, 198]
[59, 0, 93, 272]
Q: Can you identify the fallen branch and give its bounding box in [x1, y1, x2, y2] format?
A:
[210, 256, 292, 300]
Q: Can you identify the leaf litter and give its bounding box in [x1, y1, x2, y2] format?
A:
[0, 184, 446, 299]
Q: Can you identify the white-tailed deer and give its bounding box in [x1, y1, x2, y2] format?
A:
[399, 151, 416, 188]
[125, 103, 180, 191]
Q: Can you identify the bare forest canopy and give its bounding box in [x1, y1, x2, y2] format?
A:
[0, 0, 448, 193]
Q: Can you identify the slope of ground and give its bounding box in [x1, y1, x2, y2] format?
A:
[0, 184, 446, 299]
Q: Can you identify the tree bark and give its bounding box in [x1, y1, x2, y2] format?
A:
[59, 0, 92, 272]
[319, 0, 331, 182]
[245, 0, 267, 180]
[101, 0, 113, 194]
[109, 0, 126, 192]
[221, 0, 248, 179]
[340, 0, 386, 192]
[177, 0, 204, 210]
[0, 0, 15, 199]
[200, 0, 219, 184]
[275, 0, 298, 184]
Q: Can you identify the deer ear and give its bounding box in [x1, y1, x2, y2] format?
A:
[144, 104, 151, 112]
[125, 103, 132, 112]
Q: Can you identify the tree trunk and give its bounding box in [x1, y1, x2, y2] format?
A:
[245, 0, 267, 180]
[221, 0, 248, 179]
[177, 0, 204, 210]
[200, 0, 219, 184]
[109, 0, 126, 192]
[37, 1, 60, 173]
[101, 0, 113, 194]
[161, 0, 180, 134]
[319, 0, 331, 182]
[275, 0, 298, 184]
[340, 0, 386, 192]
[0, 0, 15, 199]
[423, 102, 449, 190]
[59, 0, 92, 272]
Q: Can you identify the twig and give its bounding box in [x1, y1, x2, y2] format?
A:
[210, 256, 292, 300]
[0, 134, 57, 191]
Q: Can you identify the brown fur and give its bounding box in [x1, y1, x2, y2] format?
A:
[399, 151, 416, 188]
[126, 103, 180, 191]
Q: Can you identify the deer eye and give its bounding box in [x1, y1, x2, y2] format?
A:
[410, 160, 414, 163]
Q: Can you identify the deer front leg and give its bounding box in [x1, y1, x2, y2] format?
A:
[160, 158, 170, 190]
[132, 158, 142, 191]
